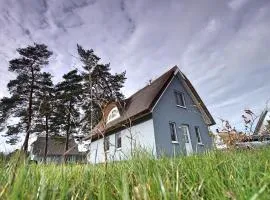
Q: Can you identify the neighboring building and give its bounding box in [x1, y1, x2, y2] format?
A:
[254, 110, 269, 135]
[86, 66, 215, 164]
[30, 136, 86, 163]
[213, 133, 227, 150]
[215, 110, 270, 149]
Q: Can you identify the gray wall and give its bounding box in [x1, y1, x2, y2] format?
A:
[152, 73, 213, 157]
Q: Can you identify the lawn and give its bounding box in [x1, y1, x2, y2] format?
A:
[0, 148, 270, 200]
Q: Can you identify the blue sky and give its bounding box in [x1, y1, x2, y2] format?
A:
[0, 0, 270, 152]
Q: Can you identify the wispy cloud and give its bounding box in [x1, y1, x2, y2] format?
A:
[229, 0, 250, 11]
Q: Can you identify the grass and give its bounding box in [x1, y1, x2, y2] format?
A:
[0, 148, 270, 200]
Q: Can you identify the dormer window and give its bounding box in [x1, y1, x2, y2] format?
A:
[107, 107, 120, 124]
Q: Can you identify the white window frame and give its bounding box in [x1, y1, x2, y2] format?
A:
[107, 107, 120, 124]
[169, 122, 178, 143]
[115, 132, 122, 150]
[174, 91, 186, 108]
[195, 126, 203, 144]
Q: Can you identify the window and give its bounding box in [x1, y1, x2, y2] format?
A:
[116, 133, 122, 149]
[169, 122, 178, 142]
[107, 107, 120, 124]
[174, 91, 186, 107]
[104, 137, 110, 151]
[181, 125, 190, 143]
[195, 127, 202, 144]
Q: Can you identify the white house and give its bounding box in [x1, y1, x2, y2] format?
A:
[85, 66, 216, 163]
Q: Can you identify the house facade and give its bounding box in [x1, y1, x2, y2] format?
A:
[86, 66, 215, 163]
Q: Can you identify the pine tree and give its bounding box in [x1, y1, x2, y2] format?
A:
[54, 69, 83, 156]
[77, 44, 126, 135]
[0, 43, 52, 152]
[33, 72, 55, 162]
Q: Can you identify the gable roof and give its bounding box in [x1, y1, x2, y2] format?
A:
[31, 136, 83, 156]
[87, 66, 215, 140]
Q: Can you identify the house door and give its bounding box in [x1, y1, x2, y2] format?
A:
[181, 125, 193, 155]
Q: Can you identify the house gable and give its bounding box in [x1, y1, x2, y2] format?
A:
[151, 70, 215, 126]
[152, 73, 213, 156]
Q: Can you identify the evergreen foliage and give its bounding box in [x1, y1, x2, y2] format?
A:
[0, 43, 127, 153]
[0, 43, 52, 152]
[54, 69, 83, 152]
[77, 44, 126, 134]
[33, 72, 56, 162]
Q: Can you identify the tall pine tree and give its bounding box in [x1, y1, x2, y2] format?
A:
[33, 72, 55, 162]
[54, 69, 83, 155]
[77, 44, 126, 135]
[0, 43, 52, 152]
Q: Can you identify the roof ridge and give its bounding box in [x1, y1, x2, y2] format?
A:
[126, 66, 178, 100]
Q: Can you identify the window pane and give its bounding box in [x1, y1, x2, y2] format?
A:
[175, 92, 185, 107]
[182, 126, 189, 143]
[116, 133, 122, 148]
[107, 107, 120, 124]
[195, 127, 202, 143]
[111, 110, 116, 118]
[174, 92, 180, 105]
[180, 93, 185, 106]
[170, 122, 177, 142]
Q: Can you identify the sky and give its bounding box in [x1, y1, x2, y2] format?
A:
[0, 0, 270, 152]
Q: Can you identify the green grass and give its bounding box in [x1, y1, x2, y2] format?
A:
[0, 148, 270, 200]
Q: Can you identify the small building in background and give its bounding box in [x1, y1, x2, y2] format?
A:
[30, 136, 86, 163]
[254, 110, 269, 135]
[215, 110, 270, 149]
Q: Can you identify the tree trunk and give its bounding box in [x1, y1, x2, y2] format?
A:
[23, 66, 34, 153]
[44, 115, 49, 163]
[64, 101, 72, 162]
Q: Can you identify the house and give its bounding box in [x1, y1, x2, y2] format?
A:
[30, 136, 86, 163]
[86, 66, 215, 163]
